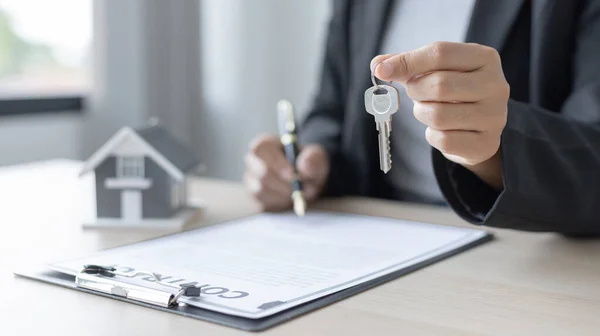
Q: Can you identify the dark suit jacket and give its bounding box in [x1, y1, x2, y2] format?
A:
[298, 0, 600, 235]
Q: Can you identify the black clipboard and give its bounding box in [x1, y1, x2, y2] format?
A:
[14, 231, 492, 332]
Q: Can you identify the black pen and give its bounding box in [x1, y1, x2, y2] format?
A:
[277, 99, 306, 217]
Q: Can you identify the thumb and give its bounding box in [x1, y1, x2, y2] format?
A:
[296, 145, 328, 182]
[370, 54, 397, 82]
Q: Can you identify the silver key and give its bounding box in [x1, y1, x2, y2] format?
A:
[364, 84, 399, 173]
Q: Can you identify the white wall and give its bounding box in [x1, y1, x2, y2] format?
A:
[197, 0, 332, 180]
[0, 114, 82, 167]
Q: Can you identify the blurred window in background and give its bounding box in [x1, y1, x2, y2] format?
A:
[0, 0, 92, 99]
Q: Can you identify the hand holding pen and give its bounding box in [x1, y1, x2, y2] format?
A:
[243, 101, 330, 214]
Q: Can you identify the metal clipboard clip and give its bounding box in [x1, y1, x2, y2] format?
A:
[75, 265, 201, 308]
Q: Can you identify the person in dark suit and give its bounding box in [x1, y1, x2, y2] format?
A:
[243, 0, 600, 235]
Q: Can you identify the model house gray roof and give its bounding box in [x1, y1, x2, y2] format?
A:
[80, 125, 200, 181]
[137, 125, 200, 173]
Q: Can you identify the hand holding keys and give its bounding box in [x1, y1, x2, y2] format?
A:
[365, 62, 400, 173]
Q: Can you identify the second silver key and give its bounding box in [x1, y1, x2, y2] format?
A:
[364, 84, 400, 173]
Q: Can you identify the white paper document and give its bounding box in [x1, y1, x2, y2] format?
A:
[49, 211, 489, 319]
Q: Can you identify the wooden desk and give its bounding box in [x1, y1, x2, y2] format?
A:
[2, 160, 599, 335]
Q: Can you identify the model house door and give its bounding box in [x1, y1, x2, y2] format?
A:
[122, 190, 142, 221]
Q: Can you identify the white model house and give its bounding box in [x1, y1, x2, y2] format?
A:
[79, 124, 201, 228]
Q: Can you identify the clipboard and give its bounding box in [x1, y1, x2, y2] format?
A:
[15, 231, 492, 332]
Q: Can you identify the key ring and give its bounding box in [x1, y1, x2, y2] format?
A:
[370, 61, 393, 89]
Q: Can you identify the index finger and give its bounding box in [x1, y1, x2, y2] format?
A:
[370, 42, 496, 84]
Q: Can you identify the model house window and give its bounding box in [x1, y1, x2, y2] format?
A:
[117, 156, 144, 178]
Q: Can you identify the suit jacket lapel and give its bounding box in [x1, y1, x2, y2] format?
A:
[465, 0, 527, 52]
[359, 0, 393, 60]
[352, 0, 394, 96]
[531, 0, 551, 29]
[530, 0, 572, 106]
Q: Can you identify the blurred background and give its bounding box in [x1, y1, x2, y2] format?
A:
[0, 0, 331, 180]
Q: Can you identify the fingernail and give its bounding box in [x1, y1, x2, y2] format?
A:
[373, 61, 394, 79]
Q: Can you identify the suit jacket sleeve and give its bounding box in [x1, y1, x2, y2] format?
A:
[433, 1, 600, 235]
[297, 0, 351, 197]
